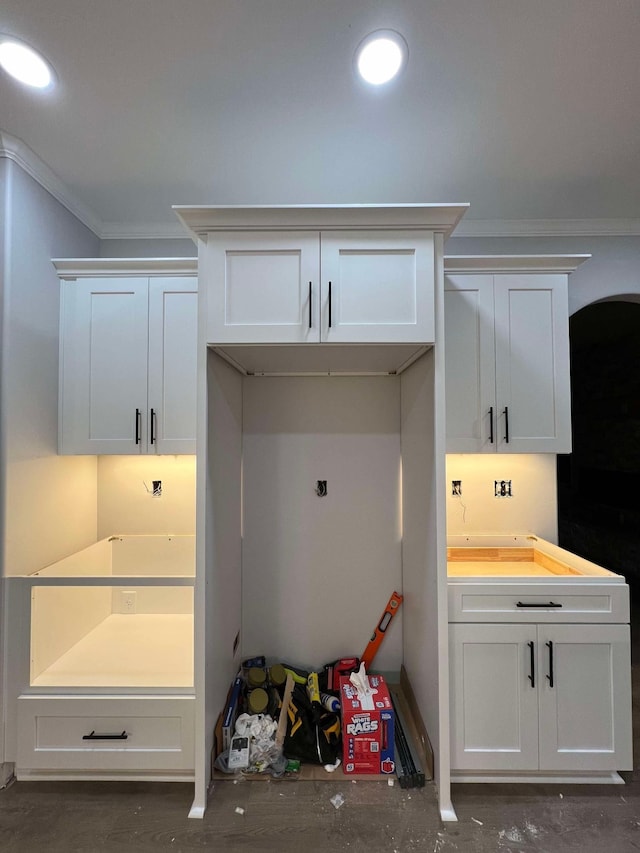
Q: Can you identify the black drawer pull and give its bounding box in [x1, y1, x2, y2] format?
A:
[546, 640, 555, 688]
[527, 640, 535, 688]
[516, 601, 563, 608]
[82, 730, 128, 741]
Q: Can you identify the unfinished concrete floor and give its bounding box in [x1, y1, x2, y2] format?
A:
[1, 621, 638, 852]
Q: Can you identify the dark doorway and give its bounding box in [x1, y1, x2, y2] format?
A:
[557, 300, 640, 604]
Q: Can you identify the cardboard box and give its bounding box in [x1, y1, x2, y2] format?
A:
[340, 674, 395, 775]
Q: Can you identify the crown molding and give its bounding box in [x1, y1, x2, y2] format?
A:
[444, 254, 591, 274]
[52, 257, 197, 278]
[0, 129, 102, 237]
[172, 203, 470, 237]
[451, 218, 640, 238]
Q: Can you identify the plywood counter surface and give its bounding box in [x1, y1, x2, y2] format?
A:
[447, 546, 603, 578]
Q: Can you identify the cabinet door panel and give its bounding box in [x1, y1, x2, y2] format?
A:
[538, 624, 633, 771]
[206, 232, 319, 343]
[494, 275, 571, 452]
[321, 231, 434, 343]
[450, 623, 539, 770]
[444, 275, 496, 452]
[148, 279, 198, 454]
[60, 279, 149, 454]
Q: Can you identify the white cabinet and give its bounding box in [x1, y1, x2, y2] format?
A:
[205, 230, 435, 345]
[444, 256, 589, 453]
[16, 695, 194, 779]
[55, 260, 198, 455]
[450, 622, 633, 774]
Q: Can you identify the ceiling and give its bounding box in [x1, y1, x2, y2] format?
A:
[1, 0, 639, 238]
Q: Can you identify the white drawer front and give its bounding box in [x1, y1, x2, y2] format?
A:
[448, 582, 629, 623]
[17, 696, 194, 774]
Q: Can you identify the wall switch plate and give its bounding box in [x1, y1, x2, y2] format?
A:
[494, 480, 512, 497]
[121, 590, 137, 613]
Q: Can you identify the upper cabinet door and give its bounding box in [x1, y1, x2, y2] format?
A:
[444, 275, 496, 453]
[494, 275, 571, 453]
[321, 231, 435, 343]
[206, 232, 320, 344]
[147, 279, 198, 454]
[59, 278, 149, 454]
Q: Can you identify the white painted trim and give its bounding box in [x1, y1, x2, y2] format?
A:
[453, 218, 640, 238]
[52, 258, 197, 278]
[0, 130, 101, 237]
[444, 254, 591, 274]
[451, 771, 625, 784]
[173, 204, 470, 237]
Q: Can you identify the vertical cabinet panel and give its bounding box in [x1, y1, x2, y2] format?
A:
[444, 275, 495, 452]
[321, 231, 435, 343]
[450, 623, 539, 770]
[494, 275, 571, 452]
[537, 624, 633, 771]
[60, 278, 149, 454]
[148, 280, 198, 454]
[206, 232, 320, 344]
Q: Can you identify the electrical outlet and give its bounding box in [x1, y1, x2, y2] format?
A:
[452, 480, 462, 496]
[494, 480, 512, 497]
[121, 590, 137, 613]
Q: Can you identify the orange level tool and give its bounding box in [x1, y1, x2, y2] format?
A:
[361, 591, 404, 670]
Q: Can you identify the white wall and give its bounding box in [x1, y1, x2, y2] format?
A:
[447, 234, 640, 316]
[97, 456, 196, 539]
[242, 375, 403, 672]
[446, 454, 558, 542]
[100, 238, 196, 258]
[2, 162, 99, 577]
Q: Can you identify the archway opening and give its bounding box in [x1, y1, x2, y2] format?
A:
[557, 300, 640, 605]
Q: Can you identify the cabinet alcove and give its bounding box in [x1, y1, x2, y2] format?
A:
[177, 204, 468, 821]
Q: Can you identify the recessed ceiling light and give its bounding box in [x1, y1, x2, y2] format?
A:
[0, 36, 55, 89]
[355, 30, 408, 86]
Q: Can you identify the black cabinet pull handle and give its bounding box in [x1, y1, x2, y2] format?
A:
[135, 408, 141, 445]
[150, 408, 156, 445]
[328, 281, 332, 328]
[527, 641, 535, 688]
[504, 406, 510, 443]
[308, 282, 312, 329]
[489, 406, 494, 444]
[546, 641, 554, 687]
[82, 730, 128, 741]
[516, 601, 563, 608]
